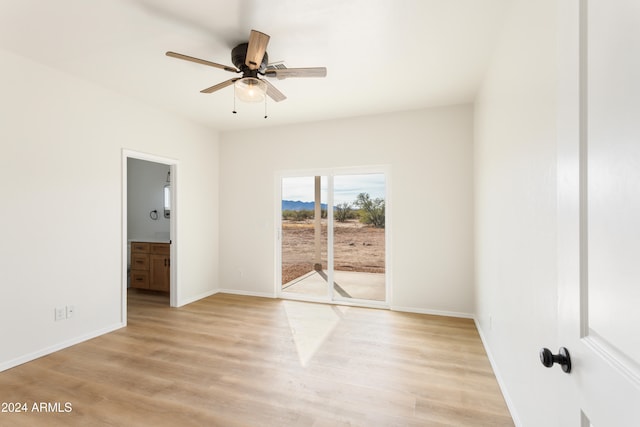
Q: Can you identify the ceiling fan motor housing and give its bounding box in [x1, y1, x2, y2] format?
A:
[232, 43, 269, 76]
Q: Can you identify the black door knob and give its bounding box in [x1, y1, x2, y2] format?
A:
[539, 347, 572, 373]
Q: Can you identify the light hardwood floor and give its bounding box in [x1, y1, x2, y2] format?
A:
[1, 291, 513, 426]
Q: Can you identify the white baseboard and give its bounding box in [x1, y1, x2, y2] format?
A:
[474, 318, 521, 427]
[0, 322, 124, 373]
[217, 288, 277, 299]
[173, 288, 277, 307]
[391, 305, 474, 319]
[176, 289, 220, 307]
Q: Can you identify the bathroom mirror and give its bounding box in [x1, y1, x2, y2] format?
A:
[163, 185, 170, 218]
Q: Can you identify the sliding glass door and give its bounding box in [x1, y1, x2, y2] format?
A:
[279, 170, 387, 306]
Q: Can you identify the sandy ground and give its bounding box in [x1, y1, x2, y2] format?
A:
[281, 219, 385, 285]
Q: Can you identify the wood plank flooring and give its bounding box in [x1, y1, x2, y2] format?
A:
[0, 291, 513, 426]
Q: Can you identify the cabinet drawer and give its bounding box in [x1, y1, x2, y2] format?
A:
[131, 254, 149, 270]
[131, 242, 150, 253]
[151, 243, 170, 255]
[130, 271, 149, 289]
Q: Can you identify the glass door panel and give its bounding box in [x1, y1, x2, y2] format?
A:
[332, 174, 386, 302]
[281, 176, 328, 298]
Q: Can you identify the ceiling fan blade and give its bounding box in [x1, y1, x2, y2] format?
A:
[245, 30, 270, 70]
[263, 80, 287, 102]
[200, 78, 239, 94]
[166, 51, 238, 73]
[264, 67, 327, 80]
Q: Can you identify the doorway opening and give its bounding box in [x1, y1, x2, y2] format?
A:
[277, 168, 389, 307]
[122, 150, 178, 324]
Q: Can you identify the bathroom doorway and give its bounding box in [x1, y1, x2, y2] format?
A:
[122, 150, 178, 323]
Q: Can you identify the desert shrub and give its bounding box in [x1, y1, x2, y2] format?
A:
[334, 202, 353, 222]
[282, 209, 315, 221]
[282, 210, 295, 220]
[354, 193, 385, 228]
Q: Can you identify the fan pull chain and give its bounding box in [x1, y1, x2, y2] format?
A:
[264, 97, 268, 119]
[232, 84, 237, 114]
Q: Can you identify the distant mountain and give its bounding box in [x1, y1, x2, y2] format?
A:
[282, 200, 329, 211]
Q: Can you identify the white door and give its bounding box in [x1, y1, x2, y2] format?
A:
[557, 0, 640, 425]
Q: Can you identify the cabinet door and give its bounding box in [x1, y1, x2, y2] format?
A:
[149, 255, 170, 292]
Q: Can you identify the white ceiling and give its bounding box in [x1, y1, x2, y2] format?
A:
[0, 0, 512, 131]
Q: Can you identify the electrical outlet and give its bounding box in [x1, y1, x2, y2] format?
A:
[55, 307, 66, 321]
[66, 305, 75, 319]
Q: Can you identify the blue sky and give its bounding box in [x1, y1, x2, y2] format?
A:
[282, 174, 385, 205]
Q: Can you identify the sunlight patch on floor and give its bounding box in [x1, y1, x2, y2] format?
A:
[283, 270, 386, 301]
[283, 300, 348, 367]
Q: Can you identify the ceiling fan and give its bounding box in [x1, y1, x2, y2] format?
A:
[166, 29, 327, 103]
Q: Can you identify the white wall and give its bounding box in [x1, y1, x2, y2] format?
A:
[0, 48, 219, 371]
[219, 105, 474, 316]
[474, 0, 560, 424]
[127, 158, 170, 242]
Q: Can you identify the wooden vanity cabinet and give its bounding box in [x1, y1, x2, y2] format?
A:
[130, 242, 170, 292]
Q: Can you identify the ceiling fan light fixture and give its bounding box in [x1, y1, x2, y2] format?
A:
[234, 77, 267, 103]
[167, 29, 327, 105]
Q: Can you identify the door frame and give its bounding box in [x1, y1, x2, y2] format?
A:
[122, 149, 179, 323]
[275, 165, 392, 309]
